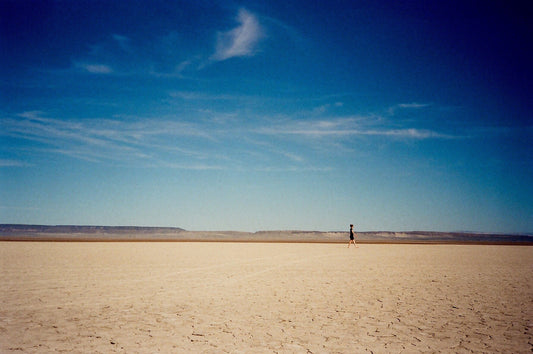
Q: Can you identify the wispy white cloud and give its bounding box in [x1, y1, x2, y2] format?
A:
[4, 110, 324, 171]
[388, 102, 431, 115]
[212, 8, 264, 61]
[397, 103, 431, 109]
[253, 165, 333, 172]
[2, 112, 218, 167]
[364, 128, 454, 139]
[2, 103, 462, 173]
[112, 34, 132, 52]
[0, 159, 31, 167]
[169, 91, 250, 101]
[153, 161, 225, 170]
[309, 102, 346, 115]
[68, 8, 266, 76]
[256, 116, 456, 140]
[242, 136, 306, 165]
[76, 63, 113, 74]
[311, 104, 330, 115]
[280, 151, 304, 163]
[73, 32, 181, 77]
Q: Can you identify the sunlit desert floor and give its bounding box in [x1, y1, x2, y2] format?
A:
[1, 242, 532, 353]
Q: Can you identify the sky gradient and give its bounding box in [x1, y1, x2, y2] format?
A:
[1, 0, 532, 232]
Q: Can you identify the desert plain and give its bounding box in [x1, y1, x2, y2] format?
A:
[1, 241, 532, 353]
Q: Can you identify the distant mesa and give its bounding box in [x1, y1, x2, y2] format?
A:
[0, 224, 186, 241]
[0, 224, 185, 234]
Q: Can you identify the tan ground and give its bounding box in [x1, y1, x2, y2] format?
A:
[1, 242, 531, 353]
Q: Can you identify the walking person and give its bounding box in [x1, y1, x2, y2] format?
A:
[348, 224, 358, 248]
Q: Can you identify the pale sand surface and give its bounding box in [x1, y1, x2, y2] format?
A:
[1, 242, 531, 353]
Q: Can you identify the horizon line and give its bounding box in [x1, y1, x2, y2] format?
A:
[0, 224, 531, 236]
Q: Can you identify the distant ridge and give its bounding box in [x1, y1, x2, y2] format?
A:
[0, 224, 185, 234]
[1, 225, 532, 244]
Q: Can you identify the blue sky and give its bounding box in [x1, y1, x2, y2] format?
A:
[1, 0, 532, 232]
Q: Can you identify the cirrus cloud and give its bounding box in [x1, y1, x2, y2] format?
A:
[255, 117, 457, 140]
[211, 8, 264, 61]
[76, 63, 113, 74]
